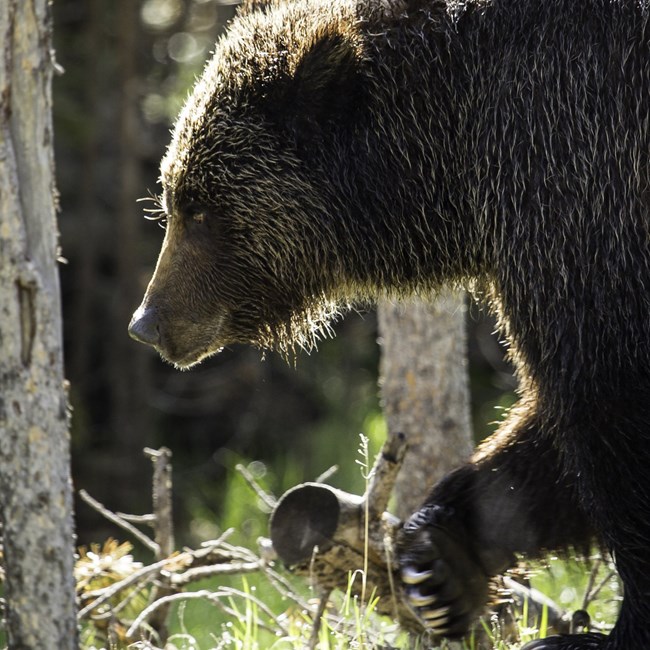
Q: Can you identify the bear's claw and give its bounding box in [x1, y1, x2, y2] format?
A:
[397, 504, 490, 638]
[401, 567, 434, 585]
[404, 588, 438, 607]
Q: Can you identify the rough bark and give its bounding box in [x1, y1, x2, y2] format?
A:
[378, 290, 473, 520]
[0, 1, 78, 647]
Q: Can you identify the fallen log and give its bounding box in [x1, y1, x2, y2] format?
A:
[269, 431, 424, 630]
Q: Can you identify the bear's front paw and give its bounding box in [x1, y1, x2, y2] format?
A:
[397, 504, 490, 637]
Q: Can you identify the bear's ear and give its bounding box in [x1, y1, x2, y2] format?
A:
[274, 32, 363, 138]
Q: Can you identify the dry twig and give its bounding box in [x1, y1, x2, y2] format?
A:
[78, 489, 158, 554]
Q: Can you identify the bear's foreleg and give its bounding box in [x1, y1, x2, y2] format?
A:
[397, 408, 594, 637]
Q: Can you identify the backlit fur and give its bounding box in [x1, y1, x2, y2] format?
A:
[133, 2, 650, 645]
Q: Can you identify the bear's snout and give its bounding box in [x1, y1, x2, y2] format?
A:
[128, 305, 161, 348]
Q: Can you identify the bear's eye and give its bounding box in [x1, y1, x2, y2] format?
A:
[193, 213, 206, 225]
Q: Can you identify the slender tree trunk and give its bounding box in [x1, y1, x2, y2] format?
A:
[378, 290, 473, 520]
[0, 1, 77, 647]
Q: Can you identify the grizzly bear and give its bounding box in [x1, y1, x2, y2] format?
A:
[129, 0, 650, 647]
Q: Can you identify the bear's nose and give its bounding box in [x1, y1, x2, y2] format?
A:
[128, 306, 161, 347]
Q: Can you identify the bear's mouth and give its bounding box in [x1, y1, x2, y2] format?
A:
[159, 342, 225, 370]
[158, 316, 229, 369]
[129, 305, 228, 369]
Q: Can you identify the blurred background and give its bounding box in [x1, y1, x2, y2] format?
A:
[52, 0, 516, 548]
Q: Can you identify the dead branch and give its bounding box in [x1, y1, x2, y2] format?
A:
[79, 489, 159, 554]
[365, 430, 407, 518]
[315, 464, 338, 483]
[307, 589, 332, 650]
[77, 555, 178, 620]
[145, 447, 175, 557]
[170, 559, 264, 586]
[75, 533, 273, 621]
[144, 446, 175, 636]
[126, 587, 290, 640]
[235, 462, 277, 509]
[583, 558, 617, 610]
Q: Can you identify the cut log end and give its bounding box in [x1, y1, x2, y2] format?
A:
[270, 483, 342, 566]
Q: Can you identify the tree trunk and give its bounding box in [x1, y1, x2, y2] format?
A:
[0, 1, 78, 647]
[378, 290, 473, 520]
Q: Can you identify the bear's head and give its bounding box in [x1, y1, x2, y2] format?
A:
[129, 2, 366, 368]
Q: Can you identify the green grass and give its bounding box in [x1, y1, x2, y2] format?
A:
[106, 548, 617, 650]
[78, 545, 619, 650]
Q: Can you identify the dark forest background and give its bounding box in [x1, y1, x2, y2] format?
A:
[52, 0, 516, 548]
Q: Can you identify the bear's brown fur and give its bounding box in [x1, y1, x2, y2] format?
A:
[130, 1, 650, 647]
